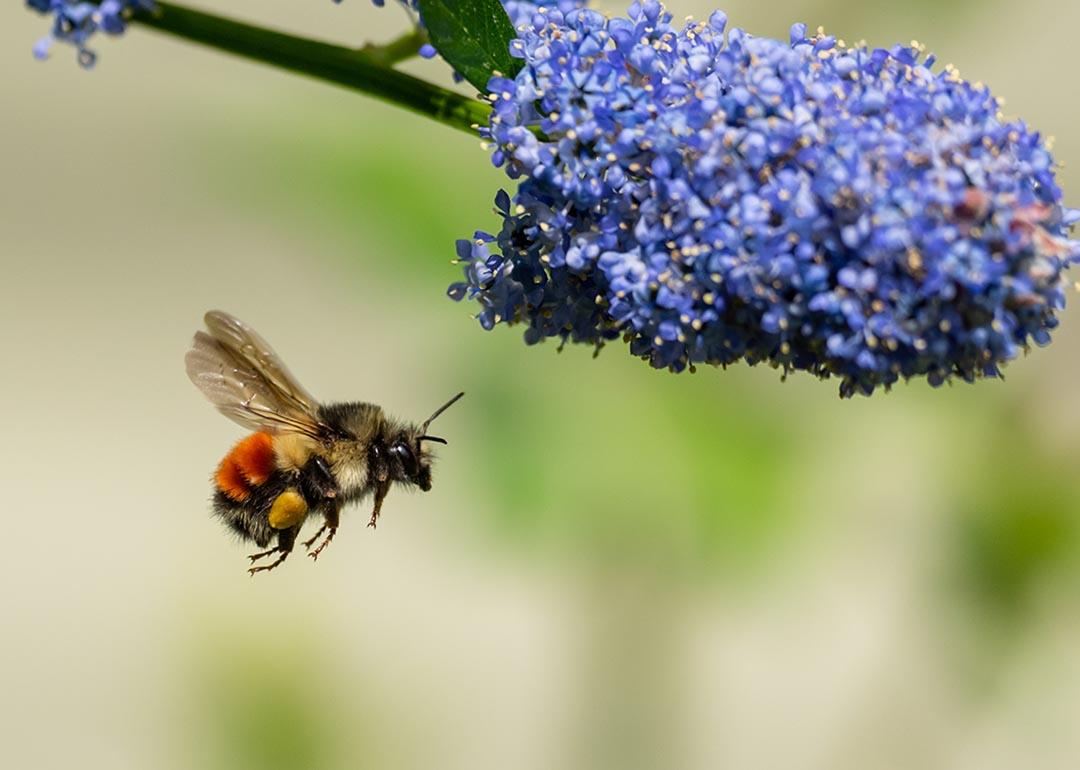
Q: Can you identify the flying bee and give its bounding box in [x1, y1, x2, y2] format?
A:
[185, 310, 463, 575]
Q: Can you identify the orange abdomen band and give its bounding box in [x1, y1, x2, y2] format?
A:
[215, 432, 277, 501]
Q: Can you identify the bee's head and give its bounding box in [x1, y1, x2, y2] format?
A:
[386, 392, 464, 492]
[388, 434, 433, 491]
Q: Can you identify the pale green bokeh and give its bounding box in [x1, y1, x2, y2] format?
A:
[3, 2, 1080, 769]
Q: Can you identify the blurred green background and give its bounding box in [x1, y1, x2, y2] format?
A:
[3, 1, 1080, 768]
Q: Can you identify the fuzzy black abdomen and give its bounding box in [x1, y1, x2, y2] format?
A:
[210, 459, 340, 546]
[211, 470, 292, 546]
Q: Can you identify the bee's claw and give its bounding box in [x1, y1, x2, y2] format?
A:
[247, 550, 289, 575]
[367, 484, 388, 529]
[307, 527, 337, 561]
[247, 547, 279, 563]
[302, 524, 328, 551]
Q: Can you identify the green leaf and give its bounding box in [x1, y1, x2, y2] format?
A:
[418, 0, 522, 93]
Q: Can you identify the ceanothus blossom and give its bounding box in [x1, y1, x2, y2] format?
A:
[450, 2, 1080, 396]
[27, 1, 155, 68]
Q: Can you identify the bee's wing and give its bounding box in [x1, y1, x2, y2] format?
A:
[186, 311, 326, 439]
[201, 310, 321, 416]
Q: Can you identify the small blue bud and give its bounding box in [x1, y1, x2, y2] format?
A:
[32, 35, 52, 60]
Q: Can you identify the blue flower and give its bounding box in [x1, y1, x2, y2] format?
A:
[28, 1, 155, 67]
[355, 0, 590, 29]
[501, 0, 592, 28]
[360, 0, 593, 86]
[451, 2, 1080, 396]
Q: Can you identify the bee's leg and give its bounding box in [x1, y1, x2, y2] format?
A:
[301, 524, 327, 551]
[248, 527, 297, 576]
[307, 528, 336, 561]
[301, 455, 339, 502]
[247, 547, 279, 563]
[247, 550, 289, 575]
[308, 502, 340, 562]
[367, 480, 391, 529]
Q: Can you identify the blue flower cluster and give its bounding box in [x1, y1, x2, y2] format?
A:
[501, 0, 590, 28]
[28, 1, 155, 67]
[354, 0, 589, 29]
[450, 2, 1080, 396]
[358, 0, 591, 84]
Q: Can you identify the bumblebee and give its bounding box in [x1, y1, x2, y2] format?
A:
[185, 310, 463, 575]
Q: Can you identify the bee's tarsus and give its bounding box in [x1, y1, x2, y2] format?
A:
[302, 524, 328, 550]
[247, 547, 279, 563]
[307, 527, 337, 561]
[247, 548, 290, 575]
[368, 481, 391, 530]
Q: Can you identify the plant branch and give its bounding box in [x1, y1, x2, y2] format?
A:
[128, 2, 488, 136]
[359, 28, 429, 67]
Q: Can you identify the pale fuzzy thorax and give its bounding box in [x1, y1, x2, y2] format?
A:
[272, 433, 317, 473]
[327, 403, 386, 496]
[328, 440, 369, 495]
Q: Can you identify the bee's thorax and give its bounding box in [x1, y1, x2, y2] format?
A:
[272, 433, 317, 473]
[331, 452, 369, 495]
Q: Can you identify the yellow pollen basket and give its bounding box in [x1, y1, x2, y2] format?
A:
[268, 489, 308, 530]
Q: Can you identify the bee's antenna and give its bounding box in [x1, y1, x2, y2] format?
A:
[422, 391, 465, 433]
[419, 435, 448, 445]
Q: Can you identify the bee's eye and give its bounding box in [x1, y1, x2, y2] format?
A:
[390, 441, 419, 478]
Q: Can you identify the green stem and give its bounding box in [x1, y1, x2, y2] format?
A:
[359, 28, 429, 67]
[129, 2, 489, 136]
